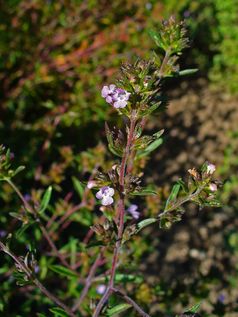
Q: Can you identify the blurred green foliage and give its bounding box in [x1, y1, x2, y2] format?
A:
[0, 0, 238, 316]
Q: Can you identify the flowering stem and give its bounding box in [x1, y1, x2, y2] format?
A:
[0, 241, 77, 317]
[93, 114, 137, 317]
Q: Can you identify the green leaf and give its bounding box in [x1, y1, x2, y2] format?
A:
[13, 165, 25, 176]
[137, 138, 163, 158]
[49, 265, 78, 279]
[39, 186, 52, 213]
[148, 29, 165, 50]
[185, 301, 201, 313]
[165, 183, 181, 210]
[178, 69, 198, 76]
[106, 303, 131, 316]
[137, 129, 164, 158]
[16, 222, 35, 238]
[114, 273, 143, 283]
[49, 307, 68, 317]
[72, 177, 84, 199]
[135, 218, 157, 234]
[131, 188, 157, 196]
[37, 314, 47, 317]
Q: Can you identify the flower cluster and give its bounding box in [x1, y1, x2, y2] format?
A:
[101, 84, 130, 109]
[96, 186, 115, 206]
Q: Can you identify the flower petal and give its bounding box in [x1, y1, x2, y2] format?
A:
[113, 100, 127, 108]
[96, 190, 103, 200]
[101, 196, 114, 206]
[127, 204, 138, 213]
[106, 95, 113, 103]
[107, 187, 115, 196]
[101, 86, 109, 98]
[109, 84, 116, 91]
[131, 211, 140, 219]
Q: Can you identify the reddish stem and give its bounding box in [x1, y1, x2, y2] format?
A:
[93, 114, 136, 317]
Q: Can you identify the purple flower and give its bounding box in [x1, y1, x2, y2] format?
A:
[183, 10, 191, 18]
[101, 85, 130, 109]
[0, 230, 7, 238]
[127, 204, 140, 219]
[24, 194, 31, 202]
[218, 293, 225, 303]
[96, 186, 115, 206]
[96, 284, 106, 295]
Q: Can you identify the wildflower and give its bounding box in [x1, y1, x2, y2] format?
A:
[206, 163, 216, 174]
[96, 284, 106, 295]
[101, 85, 130, 109]
[87, 180, 97, 189]
[217, 293, 225, 304]
[96, 186, 115, 206]
[209, 183, 217, 192]
[23, 194, 31, 202]
[0, 230, 6, 238]
[127, 204, 140, 219]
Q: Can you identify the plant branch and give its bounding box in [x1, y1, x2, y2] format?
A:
[93, 113, 138, 317]
[112, 287, 151, 317]
[72, 248, 105, 312]
[5, 178, 72, 269]
[0, 241, 77, 317]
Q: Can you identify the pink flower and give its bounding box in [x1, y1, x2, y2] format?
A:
[96, 186, 115, 206]
[101, 85, 130, 109]
[209, 183, 217, 192]
[87, 180, 97, 189]
[127, 204, 140, 219]
[207, 163, 216, 174]
[96, 284, 106, 295]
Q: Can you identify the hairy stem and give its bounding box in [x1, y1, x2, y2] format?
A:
[93, 114, 137, 317]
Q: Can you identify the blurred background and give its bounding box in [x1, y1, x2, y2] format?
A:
[0, 0, 238, 316]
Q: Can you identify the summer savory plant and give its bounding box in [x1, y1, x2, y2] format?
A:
[0, 17, 221, 317]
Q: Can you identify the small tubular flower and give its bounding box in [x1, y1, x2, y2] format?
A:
[127, 204, 140, 219]
[209, 183, 218, 192]
[96, 186, 115, 206]
[101, 85, 130, 109]
[207, 163, 216, 175]
[96, 284, 106, 295]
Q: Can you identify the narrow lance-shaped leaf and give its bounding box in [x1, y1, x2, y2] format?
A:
[49, 265, 78, 279]
[39, 186, 52, 214]
[165, 183, 181, 211]
[137, 129, 164, 158]
[135, 218, 157, 234]
[130, 187, 157, 196]
[106, 303, 132, 316]
[178, 69, 198, 76]
[13, 165, 25, 176]
[72, 176, 84, 199]
[185, 301, 201, 313]
[49, 307, 69, 317]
